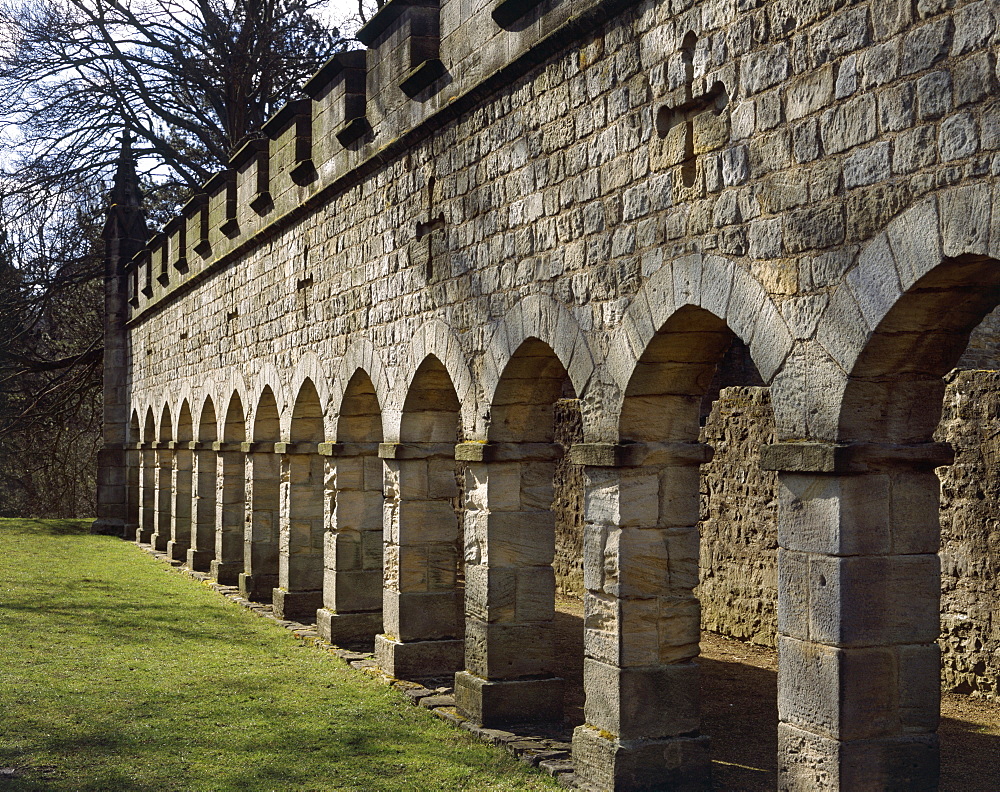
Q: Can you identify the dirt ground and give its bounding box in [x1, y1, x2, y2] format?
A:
[553, 595, 1000, 791]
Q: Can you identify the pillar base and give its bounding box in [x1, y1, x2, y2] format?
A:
[166, 540, 190, 562]
[211, 560, 242, 586]
[137, 528, 154, 545]
[186, 548, 213, 572]
[374, 634, 464, 680]
[151, 531, 168, 552]
[777, 723, 938, 792]
[455, 671, 564, 726]
[272, 588, 323, 621]
[122, 522, 138, 542]
[572, 724, 710, 792]
[317, 608, 383, 648]
[239, 572, 277, 602]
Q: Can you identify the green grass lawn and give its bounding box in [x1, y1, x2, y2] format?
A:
[0, 519, 559, 791]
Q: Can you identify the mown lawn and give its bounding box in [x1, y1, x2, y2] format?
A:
[0, 519, 558, 792]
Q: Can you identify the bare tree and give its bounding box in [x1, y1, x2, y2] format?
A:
[0, 0, 346, 516]
[0, 0, 346, 203]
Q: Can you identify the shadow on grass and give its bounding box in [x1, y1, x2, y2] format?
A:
[0, 518, 93, 536]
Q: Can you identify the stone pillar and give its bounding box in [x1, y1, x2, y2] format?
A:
[570, 442, 713, 792]
[167, 441, 193, 562]
[454, 442, 564, 727]
[124, 443, 140, 541]
[317, 442, 384, 645]
[763, 442, 950, 792]
[375, 442, 464, 679]
[187, 442, 217, 571]
[151, 444, 174, 552]
[211, 442, 244, 585]
[138, 443, 156, 543]
[273, 443, 326, 620]
[240, 443, 281, 601]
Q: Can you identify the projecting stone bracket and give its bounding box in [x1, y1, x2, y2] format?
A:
[491, 0, 545, 28]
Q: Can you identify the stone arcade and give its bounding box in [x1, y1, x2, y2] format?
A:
[94, 0, 1000, 788]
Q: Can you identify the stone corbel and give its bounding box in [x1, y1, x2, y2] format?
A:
[204, 169, 239, 239]
[377, 441, 455, 459]
[760, 441, 954, 474]
[139, 249, 153, 298]
[454, 441, 563, 462]
[150, 233, 169, 286]
[165, 215, 188, 275]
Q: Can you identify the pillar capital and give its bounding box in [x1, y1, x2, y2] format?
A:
[569, 441, 713, 468]
[454, 441, 561, 462]
[377, 441, 454, 460]
[761, 441, 953, 474]
[318, 441, 379, 457]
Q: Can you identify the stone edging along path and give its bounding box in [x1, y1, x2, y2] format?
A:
[137, 543, 579, 788]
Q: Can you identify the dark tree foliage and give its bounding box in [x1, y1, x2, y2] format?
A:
[0, 0, 346, 516]
[0, 190, 103, 516]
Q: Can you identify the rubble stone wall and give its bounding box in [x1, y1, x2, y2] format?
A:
[937, 369, 1000, 696]
[697, 374, 1000, 697]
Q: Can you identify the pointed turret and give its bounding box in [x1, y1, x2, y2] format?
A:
[103, 131, 148, 256]
[93, 130, 147, 537]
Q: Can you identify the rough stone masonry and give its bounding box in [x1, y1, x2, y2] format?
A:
[94, 0, 1000, 787]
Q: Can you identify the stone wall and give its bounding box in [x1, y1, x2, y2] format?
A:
[698, 386, 778, 647]
[695, 372, 1000, 698]
[937, 370, 1000, 696]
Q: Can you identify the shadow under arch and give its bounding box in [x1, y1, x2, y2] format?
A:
[241, 386, 281, 602]
[375, 355, 465, 680]
[318, 368, 386, 648]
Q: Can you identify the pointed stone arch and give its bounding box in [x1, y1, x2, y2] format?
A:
[285, 352, 333, 441]
[331, 336, 391, 443]
[391, 318, 475, 442]
[482, 294, 595, 434]
[603, 253, 793, 440]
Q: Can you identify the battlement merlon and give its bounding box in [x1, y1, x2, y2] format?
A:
[122, 0, 650, 324]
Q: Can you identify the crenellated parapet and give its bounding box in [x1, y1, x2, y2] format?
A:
[122, 0, 638, 322]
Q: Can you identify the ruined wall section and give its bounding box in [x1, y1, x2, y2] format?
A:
[936, 370, 1000, 697]
[698, 386, 778, 647]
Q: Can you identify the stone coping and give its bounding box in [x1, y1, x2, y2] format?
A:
[132, 540, 579, 787]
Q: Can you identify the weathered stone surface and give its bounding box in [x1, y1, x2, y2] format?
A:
[104, 0, 1000, 787]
